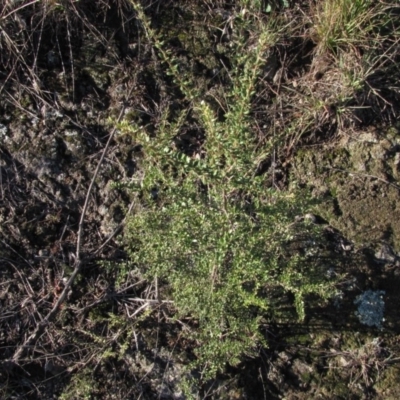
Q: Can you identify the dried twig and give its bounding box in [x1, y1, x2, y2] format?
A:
[90, 198, 136, 258]
[10, 102, 127, 363]
[329, 167, 400, 191]
[0, 0, 40, 21]
[0, 239, 34, 270]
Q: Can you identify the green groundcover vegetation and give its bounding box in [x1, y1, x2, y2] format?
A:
[121, 1, 339, 380]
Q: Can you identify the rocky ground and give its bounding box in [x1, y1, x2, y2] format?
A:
[1, 1, 400, 399]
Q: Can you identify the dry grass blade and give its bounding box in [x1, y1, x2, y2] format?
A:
[328, 339, 399, 390]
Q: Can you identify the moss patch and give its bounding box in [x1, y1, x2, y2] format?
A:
[293, 128, 400, 250]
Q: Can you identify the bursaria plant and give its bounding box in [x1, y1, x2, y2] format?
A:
[122, 1, 339, 378]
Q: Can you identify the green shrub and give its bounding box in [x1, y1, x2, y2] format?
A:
[122, 1, 338, 379]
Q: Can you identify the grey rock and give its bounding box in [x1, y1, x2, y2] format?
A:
[354, 290, 385, 329]
[0, 123, 8, 137]
[375, 244, 397, 263]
